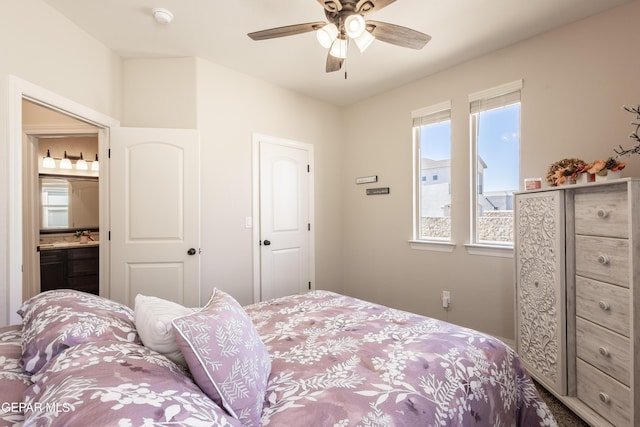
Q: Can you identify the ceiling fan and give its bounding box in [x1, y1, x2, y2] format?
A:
[248, 0, 431, 74]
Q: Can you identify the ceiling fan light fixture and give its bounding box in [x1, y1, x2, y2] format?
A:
[345, 14, 366, 39]
[329, 37, 348, 59]
[354, 30, 375, 52]
[316, 23, 339, 48]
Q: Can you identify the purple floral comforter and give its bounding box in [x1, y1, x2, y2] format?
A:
[0, 325, 240, 427]
[1, 290, 556, 426]
[246, 291, 556, 426]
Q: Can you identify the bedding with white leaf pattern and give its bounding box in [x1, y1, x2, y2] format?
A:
[245, 291, 557, 427]
[22, 341, 242, 426]
[1, 290, 555, 426]
[0, 325, 31, 425]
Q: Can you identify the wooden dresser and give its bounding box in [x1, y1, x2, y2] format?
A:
[515, 179, 640, 426]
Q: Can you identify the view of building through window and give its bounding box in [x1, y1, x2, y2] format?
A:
[472, 102, 520, 244]
[414, 92, 520, 245]
[417, 119, 451, 240]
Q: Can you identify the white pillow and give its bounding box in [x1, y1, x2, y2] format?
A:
[134, 294, 196, 366]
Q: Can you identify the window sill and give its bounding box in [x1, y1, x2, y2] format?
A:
[408, 240, 456, 253]
[464, 243, 513, 258]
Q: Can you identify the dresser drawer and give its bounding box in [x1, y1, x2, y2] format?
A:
[574, 185, 628, 238]
[575, 235, 629, 287]
[576, 276, 630, 337]
[577, 359, 630, 426]
[576, 317, 630, 386]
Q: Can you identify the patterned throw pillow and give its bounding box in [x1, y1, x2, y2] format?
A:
[134, 294, 196, 366]
[172, 289, 271, 427]
[18, 289, 140, 374]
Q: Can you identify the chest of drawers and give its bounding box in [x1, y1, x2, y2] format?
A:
[515, 179, 640, 426]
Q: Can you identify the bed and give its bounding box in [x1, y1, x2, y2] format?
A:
[0, 289, 556, 426]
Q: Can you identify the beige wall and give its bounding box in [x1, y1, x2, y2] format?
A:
[122, 58, 198, 129]
[119, 57, 345, 305]
[0, 0, 122, 324]
[2, 0, 638, 338]
[341, 0, 640, 339]
[195, 59, 345, 305]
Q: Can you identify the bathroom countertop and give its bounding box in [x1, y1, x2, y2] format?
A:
[39, 241, 100, 251]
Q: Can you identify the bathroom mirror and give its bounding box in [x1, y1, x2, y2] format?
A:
[40, 176, 99, 232]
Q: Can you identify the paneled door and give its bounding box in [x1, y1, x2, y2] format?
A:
[258, 138, 312, 301]
[110, 127, 200, 307]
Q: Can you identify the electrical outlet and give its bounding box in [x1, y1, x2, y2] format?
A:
[441, 290, 451, 309]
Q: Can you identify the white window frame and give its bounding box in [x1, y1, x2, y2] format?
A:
[467, 80, 522, 256]
[41, 179, 70, 229]
[410, 101, 455, 252]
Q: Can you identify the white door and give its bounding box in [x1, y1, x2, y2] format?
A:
[259, 140, 312, 301]
[110, 127, 200, 307]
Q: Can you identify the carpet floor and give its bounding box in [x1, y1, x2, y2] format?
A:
[534, 381, 589, 426]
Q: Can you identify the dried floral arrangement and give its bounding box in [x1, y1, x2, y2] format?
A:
[546, 105, 639, 186]
[546, 158, 586, 186]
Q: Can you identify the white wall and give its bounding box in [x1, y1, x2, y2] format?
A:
[195, 59, 345, 305]
[119, 57, 345, 306]
[122, 58, 198, 129]
[3, 0, 638, 338]
[341, 0, 640, 340]
[0, 0, 122, 324]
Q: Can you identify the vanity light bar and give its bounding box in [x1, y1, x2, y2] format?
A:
[42, 151, 99, 171]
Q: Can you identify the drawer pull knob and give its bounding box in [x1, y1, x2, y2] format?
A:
[599, 347, 610, 357]
[598, 301, 610, 311]
[597, 255, 610, 265]
[599, 392, 610, 404]
[597, 209, 609, 219]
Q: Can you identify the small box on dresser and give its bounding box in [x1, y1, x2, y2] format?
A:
[515, 179, 640, 427]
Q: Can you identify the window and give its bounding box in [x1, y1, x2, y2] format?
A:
[469, 80, 522, 246]
[41, 180, 70, 228]
[412, 101, 452, 241]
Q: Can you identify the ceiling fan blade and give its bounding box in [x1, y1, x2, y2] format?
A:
[317, 0, 342, 12]
[356, 0, 397, 15]
[326, 52, 344, 73]
[366, 20, 431, 49]
[248, 22, 326, 41]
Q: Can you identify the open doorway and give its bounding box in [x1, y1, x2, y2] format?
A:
[7, 75, 117, 325]
[22, 99, 101, 301]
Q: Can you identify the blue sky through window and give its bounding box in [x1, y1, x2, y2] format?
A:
[477, 104, 520, 192]
[420, 103, 520, 192]
[421, 121, 450, 161]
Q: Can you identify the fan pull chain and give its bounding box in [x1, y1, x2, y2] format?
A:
[344, 40, 348, 80]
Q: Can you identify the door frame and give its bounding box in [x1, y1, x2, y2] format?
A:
[7, 75, 118, 324]
[251, 133, 315, 303]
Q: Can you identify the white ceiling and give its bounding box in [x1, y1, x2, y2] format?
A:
[44, 0, 631, 106]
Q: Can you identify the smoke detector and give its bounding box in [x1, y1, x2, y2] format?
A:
[152, 8, 174, 25]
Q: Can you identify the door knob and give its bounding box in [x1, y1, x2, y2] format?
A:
[187, 248, 197, 255]
[263, 240, 271, 246]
